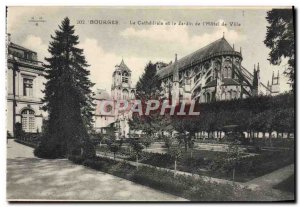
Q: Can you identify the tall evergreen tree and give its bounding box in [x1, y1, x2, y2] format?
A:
[34, 17, 95, 159]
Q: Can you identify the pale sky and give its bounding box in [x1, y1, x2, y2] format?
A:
[7, 6, 292, 93]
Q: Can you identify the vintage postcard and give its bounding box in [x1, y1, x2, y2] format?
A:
[6, 6, 295, 202]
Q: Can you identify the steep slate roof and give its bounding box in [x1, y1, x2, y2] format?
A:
[117, 59, 131, 72]
[157, 38, 236, 79]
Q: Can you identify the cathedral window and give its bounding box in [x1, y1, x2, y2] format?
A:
[228, 67, 232, 78]
[223, 67, 228, 78]
[206, 93, 211, 102]
[186, 70, 190, 77]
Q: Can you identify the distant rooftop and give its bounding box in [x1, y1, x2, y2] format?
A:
[115, 59, 131, 72]
[157, 37, 241, 79]
[95, 89, 110, 100]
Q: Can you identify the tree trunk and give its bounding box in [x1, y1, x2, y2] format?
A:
[113, 152, 115, 160]
[232, 168, 235, 183]
[174, 159, 177, 177]
[269, 131, 273, 147]
[136, 154, 139, 169]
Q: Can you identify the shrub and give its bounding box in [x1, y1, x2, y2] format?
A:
[68, 155, 85, 164]
[34, 138, 66, 159]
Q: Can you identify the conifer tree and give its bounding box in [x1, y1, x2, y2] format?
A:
[34, 17, 95, 158]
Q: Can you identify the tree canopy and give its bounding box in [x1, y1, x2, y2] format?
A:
[264, 9, 295, 91]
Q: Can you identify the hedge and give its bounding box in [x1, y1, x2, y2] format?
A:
[169, 93, 295, 138]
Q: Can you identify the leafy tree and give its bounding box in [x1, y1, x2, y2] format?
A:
[212, 141, 242, 182]
[188, 138, 195, 158]
[168, 141, 184, 177]
[163, 134, 173, 149]
[34, 17, 95, 159]
[107, 139, 123, 160]
[264, 9, 295, 91]
[129, 139, 144, 168]
[129, 61, 167, 137]
[171, 117, 198, 152]
[225, 142, 242, 182]
[105, 124, 117, 141]
[141, 135, 153, 149]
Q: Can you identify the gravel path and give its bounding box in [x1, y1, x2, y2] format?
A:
[7, 139, 187, 201]
[246, 164, 294, 188]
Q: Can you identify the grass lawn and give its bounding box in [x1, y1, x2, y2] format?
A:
[273, 174, 295, 193]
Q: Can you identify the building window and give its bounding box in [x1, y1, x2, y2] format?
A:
[23, 78, 33, 97]
[21, 109, 35, 133]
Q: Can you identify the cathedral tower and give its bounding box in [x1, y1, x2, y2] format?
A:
[111, 59, 135, 100]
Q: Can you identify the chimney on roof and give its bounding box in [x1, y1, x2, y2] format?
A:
[223, 32, 225, 39]
[175, 53, 178, 62]
[233, 44, 235, 51]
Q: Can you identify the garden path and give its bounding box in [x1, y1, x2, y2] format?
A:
[246, 164, 294, 188]
[7, 139, 187, 201]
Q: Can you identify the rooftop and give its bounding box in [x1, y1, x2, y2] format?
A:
[157, 37, 241, 79]
[9, 42, 36, 54]
[95, 89, 110, 100]
[115, 59, 131, 72]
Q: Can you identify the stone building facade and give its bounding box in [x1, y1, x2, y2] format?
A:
[6, 35, 46, 135]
